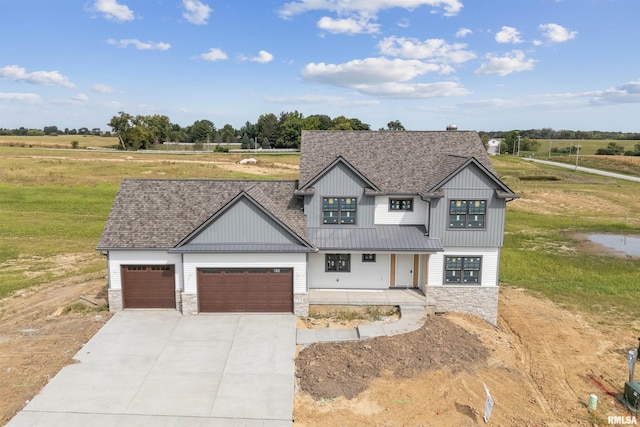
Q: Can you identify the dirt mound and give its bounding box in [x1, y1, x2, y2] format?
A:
[294, 287, 638, 426]
[297, 315, 489, 400]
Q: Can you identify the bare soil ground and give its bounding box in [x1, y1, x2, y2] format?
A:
[0, 276, 637, 426]
[0, 273, 111, 425]
[294, 286, 640, 426]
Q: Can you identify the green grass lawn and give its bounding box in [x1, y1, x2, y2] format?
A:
[0, 146, 638, 322]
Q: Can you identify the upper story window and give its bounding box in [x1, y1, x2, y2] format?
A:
[449, 200, 486, 228]
[445, 256, 482, 284]
[323, 197, 357, 224]
[389, 198, 413, 211]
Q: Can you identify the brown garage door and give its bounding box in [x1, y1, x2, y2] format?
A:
[121, 265, 176, 309]
[197, 268, 293, 313]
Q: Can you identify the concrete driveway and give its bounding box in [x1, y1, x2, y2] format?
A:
[8, 311, 297, 426]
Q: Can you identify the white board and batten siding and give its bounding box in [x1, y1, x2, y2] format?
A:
[307, 252, 391, 289]
[181, 252, 307, 296]
[107, 250, 183, 291]
[427, 248, 500, 287]
[374, 196, 428, 225]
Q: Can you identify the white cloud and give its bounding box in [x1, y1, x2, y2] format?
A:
[378, 36, 476, 64]
[71, 93, 90, 103]
[356, 81, 470, 98]
[182, 0, 212, 25]
[92, 84, 115, 94]
[538, 23, 577, 43]
[107, 39, 171, 50]
[301, 57, 468, 98]
[456, 27, 472, 38]
[264, 94, 380, 107]
[200, 48, 228, 61]
[0, 65, 75, 88]
[317, 16, 380, 34]
[475, 50, 535, 76]
[495, 26, 522, 44]
[590, 80, 640, 105]
[279, 0, 463, 19]
[92, 0, 134, 22]
[0, 92, 42, 103]
[302, 57, 443, 86]
[240, 50, 274, 63]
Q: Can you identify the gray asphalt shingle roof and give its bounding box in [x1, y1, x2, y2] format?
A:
[97, 179, 307, 250]
[299, 130, 496, 194]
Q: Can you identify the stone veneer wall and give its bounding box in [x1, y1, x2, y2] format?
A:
[181, 294, 198, 315]
[174, 290, 183, 312]
[294, 293, 309, 316]
[108, 289, 123, 312]
[428, 286, 499, 325]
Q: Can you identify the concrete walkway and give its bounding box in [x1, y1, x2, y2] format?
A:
[8, 311, 297, 427]
[296, 305, 428, 344]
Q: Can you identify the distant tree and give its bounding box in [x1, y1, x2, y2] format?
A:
[108, 112, 134, 149]
[596, 142, 625, 155]
[277, 111, 303, 148]
[220, 124, 237, 143]
[188, 119, 216, 143]
[43, 125, 59, 135]
[91, 128, 102, 136]
[145, 115, 171, 145]
[257, 113, 279, 144]
[78, 127, 90, 135]
[240, 133, 251, 149]
[387, 120, 405, 131]
[624, 143, 640, 156]
[239, 121, 258, 141]
[261, 136, 271, 149]
[307, 114, 332, 130]
[503, 131, 519, 154]
[330, 115, 352, 130]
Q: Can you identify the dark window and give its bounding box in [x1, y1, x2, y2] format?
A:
[362, 254, 376, 262]
[449, 200, 486, 228]
[326, 254, 351, 272]
[323, 197, 356, 224]
[445, 256, 482, 284]
[389, 198, 413, 211]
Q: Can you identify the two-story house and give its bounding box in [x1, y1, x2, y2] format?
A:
[97, 130, 518, 324]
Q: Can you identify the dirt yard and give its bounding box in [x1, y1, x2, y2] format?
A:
[294, 286, 640, 426]
[0, 273, 111, 426]
[1, 276, 637, 426]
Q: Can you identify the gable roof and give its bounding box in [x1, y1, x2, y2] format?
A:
[171, 190, 314, 252]
[97, 179, 310, 250]
[299, 130, 502, 195]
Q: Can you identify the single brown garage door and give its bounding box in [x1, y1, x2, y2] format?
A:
[197, 268, 293, 313]
[121, 265, 176, 309]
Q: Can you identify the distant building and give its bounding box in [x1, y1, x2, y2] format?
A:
[487, 139, 501, 156]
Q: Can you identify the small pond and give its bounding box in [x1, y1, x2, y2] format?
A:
[587, 234, 640, 257]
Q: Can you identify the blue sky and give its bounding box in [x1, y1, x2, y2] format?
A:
[1, 0, 640, 132]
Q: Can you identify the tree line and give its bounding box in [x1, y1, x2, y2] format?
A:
[106, 111, 385, 150]
[481, 128, 640, 141]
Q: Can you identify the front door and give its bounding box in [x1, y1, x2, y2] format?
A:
[395, 254, 414, 287]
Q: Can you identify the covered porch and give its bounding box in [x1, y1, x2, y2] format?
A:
[308, 288, 434, 308]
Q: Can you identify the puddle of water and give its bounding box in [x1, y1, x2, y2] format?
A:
[588, 234, 640, 257]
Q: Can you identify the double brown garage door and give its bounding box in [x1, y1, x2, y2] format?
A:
[198, 268, 293, 313]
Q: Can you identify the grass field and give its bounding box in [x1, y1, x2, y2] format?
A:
[0, 134, 119, 149]
[0, 147, 638, 319]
